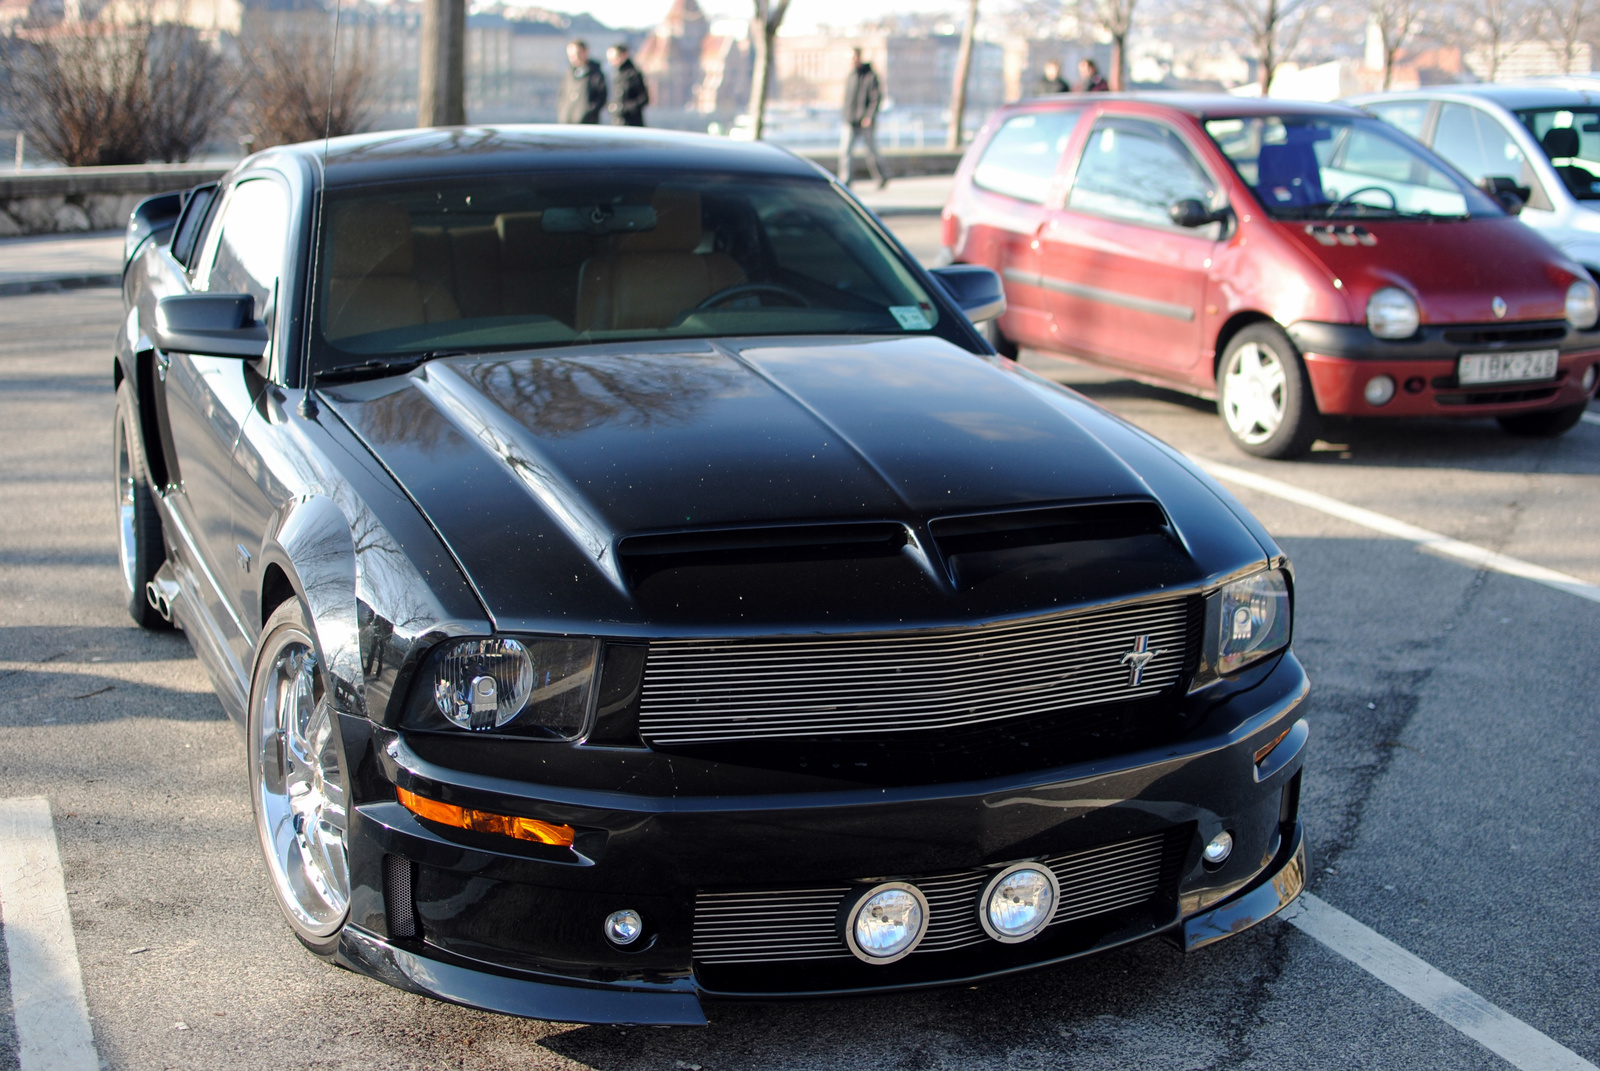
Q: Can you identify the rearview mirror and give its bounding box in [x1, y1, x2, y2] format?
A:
[1168, 198, 1225, 228]
[930, 264, 1006, 324]
[154, 293, 269, 360]
[1478, 175, 1528, 216]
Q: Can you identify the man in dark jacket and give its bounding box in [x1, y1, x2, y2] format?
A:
[560, 40, 607, 124]
[607, 44, 649, 126]
[1034, 60, 1069, 95]
[839, 47, 887, 188]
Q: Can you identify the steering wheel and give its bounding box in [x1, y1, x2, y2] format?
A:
[693, 282, 812, 311]
[1328, 186, 1398, 216]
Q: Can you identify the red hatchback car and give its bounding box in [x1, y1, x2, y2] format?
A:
[942, 94, 1600, 457]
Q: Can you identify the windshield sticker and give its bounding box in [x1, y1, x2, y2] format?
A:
[890, 305, 932, 330]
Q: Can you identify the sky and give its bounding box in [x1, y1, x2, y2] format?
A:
[518, 0, 957, 33]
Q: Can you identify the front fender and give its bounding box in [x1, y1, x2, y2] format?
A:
[261, 494, 366, 718]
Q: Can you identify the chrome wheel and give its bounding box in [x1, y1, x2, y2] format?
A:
[253, 624, 349, 941]
[1221, 341, 1287, 446]
[114, 409, 139, 597]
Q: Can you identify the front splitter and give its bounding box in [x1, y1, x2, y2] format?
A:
[1178, 820, 1308, 952]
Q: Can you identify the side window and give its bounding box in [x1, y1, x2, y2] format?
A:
[972, 110, 1081, 203]
[170, 184, 217, 268]
[194, 179, 291, 320]
[1367, 101, 1429, 140]
[1433, 103, 1536, 190]
[1067, 117, 1222, 228]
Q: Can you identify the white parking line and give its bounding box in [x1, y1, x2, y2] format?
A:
[1199, 459, 1600, 605]
[1286, 894, 1597, 1071]
[1581, 411, 1600, 427]
[0, 798, 98, 1071]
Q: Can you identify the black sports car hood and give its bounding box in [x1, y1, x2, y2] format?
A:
[322, 336, 1271, 634]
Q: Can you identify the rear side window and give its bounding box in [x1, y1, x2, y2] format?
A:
[1068, 117, 1222, 228]
[1367, 101, 1429, 139]
[973, 111, 1081, 203]
[170, 184, 217, 268]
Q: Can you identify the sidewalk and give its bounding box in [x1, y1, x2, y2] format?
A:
[0, 231, 123, 295]
[849, 174, 954, 217]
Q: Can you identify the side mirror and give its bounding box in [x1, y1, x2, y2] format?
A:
[930, 263, 1006, 324]
[125, 191, 184, 265]
[1168, 198, 1225, 228]
[1478, 175, 1528, 216]
[154, 293, 269, 360]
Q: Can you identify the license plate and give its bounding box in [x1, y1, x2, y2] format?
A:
[1457, 349, 1559, 386]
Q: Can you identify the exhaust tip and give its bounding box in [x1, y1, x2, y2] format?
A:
[144, 581, 172, 621]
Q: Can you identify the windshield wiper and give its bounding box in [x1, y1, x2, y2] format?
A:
[315, 351, 464, 383]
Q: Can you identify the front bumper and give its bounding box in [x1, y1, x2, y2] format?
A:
[335, 655, 1311, 1021]
[1287, 320, 1600, 417]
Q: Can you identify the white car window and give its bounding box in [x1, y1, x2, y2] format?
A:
[194, 179, 291, 318]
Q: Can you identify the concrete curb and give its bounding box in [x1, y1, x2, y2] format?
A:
[0, 274, 121, 296]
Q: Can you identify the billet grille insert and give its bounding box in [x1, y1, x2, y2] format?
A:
[693, 833, 1169, 965]
[640, 599, 1192, 745]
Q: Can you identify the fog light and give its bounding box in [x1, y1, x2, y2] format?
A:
[843, 882, 928, 964]
[1364, 375, 1396, 406]
[1584, 363, 1598, 392]
[979, 863, 1060, 943]
[1404, 376, 1426, 394]
[1203, 831, 1234, 866]
[604, 909, 642, 946]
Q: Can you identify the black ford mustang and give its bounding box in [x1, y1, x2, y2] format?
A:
[114, 126, 1308, 1025]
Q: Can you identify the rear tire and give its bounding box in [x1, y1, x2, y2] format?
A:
[1217, 324, 1321, 459]
[113, 380, 170, 630]
[1495, 403, 1587, 438]
[981, 318, 1019, 360]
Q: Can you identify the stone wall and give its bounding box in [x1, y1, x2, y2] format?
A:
[0, 164, 230, 237]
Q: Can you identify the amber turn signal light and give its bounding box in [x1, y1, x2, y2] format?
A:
[1254, 726, 1293, 766]
[397, 786, 575, 847]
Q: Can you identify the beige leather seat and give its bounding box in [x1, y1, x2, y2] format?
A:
[324, 201, 459, 341]
[574, 189, 744, 332]
[497, 212, 592, 323]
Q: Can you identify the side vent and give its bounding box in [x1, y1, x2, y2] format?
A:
[383, 854, 417, 939]
[617, 522, 909, 586]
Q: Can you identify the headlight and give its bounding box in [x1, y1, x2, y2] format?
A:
[1196, 569, 1292, 684]
[1565, 278, 1598, 329]
[1366, 287, 1419, 339]
[406, 636, 599, 738]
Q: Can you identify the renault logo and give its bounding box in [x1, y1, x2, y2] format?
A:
[1120, 635, 1164, 687]
[1492, 296, 1507, 319]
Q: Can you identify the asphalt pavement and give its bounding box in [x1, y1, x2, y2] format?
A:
[0, 219, 1597, 1069]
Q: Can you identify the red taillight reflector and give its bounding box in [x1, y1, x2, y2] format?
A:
[1254, 727, 1293, 766]
[397, 786, 575, 847]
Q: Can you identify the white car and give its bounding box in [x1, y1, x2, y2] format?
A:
[1350, 83, 1600, 278]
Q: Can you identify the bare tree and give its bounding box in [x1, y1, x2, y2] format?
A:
[1537, 0, 1592, 72]
[1212, 0, 1313, 96]
[237, 30, 377, 150]
[1368, 0, 1424, 87]
[1, 24, 152, 165]
[748, 0, 793, 141]
[947, 0, 979, 149]
[1080, 0, 1136, 90]
[145, 25, 237, 162]
[1454, 0, 1530, 78]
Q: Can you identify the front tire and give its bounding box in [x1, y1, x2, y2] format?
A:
[1495, 403, 1587, 438]
[113, 380, 170, 630]
[1218, 324, 1321, 459]
[249, 599, 351, 957]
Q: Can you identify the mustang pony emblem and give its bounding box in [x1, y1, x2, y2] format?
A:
[1120, 635, 1164, 687]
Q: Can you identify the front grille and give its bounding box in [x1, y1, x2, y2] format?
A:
[693, 832, 1173, 965]
[1440, 322, 1566, 346]
[1436, 386, 1561, 406]
[639, 598, 1193, 746]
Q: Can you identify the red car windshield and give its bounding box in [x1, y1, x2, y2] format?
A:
[1205, 115, 1501, 220]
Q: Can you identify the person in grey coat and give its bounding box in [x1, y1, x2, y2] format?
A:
[839, 47, 887, 189]
[560, 41, 608, 124]
[607, 44, 649, 126]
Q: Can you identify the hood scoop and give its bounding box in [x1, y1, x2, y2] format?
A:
[929, 499, 1178, 593]
[618, 522, 914, 586]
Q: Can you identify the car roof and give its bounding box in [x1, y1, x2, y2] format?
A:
[1351, 82, 1600, 110]
[1006, 91, 1365, 120]
[264, 125, 826, 188]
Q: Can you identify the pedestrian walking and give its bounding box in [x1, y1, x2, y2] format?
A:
[1034, 60, 1069, 95]
[1078, 58, 1110, 93]
[560, 40, 608, 124]
[839, 47, 887, 189]
[607, 43, 649, 127]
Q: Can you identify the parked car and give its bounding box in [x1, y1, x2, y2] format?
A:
[943, 94, 1600, 457]
[1351, 82, 1600, 281]
[115, 125, 1309, 1023]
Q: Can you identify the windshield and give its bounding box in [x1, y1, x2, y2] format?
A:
[311, 172, 947, 374]
[1204, 115, 1500, 220]
[1516, 108, 1600, 199]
